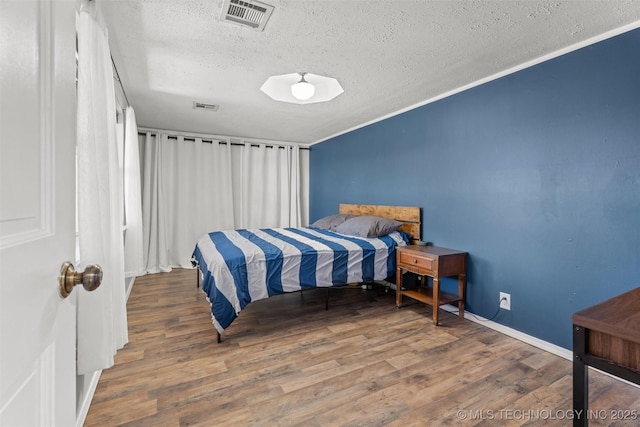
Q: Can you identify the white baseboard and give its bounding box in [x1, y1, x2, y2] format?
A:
[440, 304, 639, 389]
[440, 304, 572, 359]
[75, 369, 102, 427]
[125, 275, 136, 301]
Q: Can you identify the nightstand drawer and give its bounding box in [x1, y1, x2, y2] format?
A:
[398, 251, 435, 273]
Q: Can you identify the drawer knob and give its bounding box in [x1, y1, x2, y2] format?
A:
[413, 259, 418, 263]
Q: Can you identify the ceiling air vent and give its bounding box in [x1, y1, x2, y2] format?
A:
[221, 0, 274, 31]
[193, 102, 220, 112]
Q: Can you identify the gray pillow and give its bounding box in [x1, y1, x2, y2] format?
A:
[310, 214, 354, 231]
[334, 215, 402, 238]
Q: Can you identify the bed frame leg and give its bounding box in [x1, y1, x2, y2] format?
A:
[197, 268, 200, 288]
[217, 332, 221, 343]
[325, 288, 329, 311]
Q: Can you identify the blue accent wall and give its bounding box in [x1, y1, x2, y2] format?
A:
[309, 29, 640, 349]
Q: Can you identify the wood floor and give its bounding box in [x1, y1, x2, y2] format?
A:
[85, 269, 640, 426]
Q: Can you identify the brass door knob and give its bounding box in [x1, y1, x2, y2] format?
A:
[58, 262, 103, 298]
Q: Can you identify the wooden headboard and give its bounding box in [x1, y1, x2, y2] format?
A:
[339, 203, 421, 242]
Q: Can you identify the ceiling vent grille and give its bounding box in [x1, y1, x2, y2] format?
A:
[193, 102, 220, 112]
[221, 0, 274, 31]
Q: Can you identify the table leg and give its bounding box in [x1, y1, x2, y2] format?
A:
[458, 273, 466, 318]
[573, 324, 588, 427]
[396, 267, 402, 307]
[432, 277, 440, 325]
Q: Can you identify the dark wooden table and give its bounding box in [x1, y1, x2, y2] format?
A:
[572, 286, 640, 426]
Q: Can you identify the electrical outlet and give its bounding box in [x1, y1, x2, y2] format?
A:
[500, 292, 511, 310]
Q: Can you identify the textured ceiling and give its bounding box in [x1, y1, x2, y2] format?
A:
[102, 0, 640, 145]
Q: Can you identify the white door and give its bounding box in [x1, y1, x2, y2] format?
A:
[0, 0, 78, 425]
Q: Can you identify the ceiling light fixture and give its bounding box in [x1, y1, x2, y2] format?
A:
[290, 72, 315, 101]
[260, 72, 343, 105]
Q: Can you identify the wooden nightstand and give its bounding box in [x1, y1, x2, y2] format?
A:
[396, 245, 467, 325]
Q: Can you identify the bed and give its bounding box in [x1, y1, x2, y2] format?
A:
[192, 204, 421, 340]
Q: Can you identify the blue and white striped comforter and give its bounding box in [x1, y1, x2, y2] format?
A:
[192, 227, 409, 332]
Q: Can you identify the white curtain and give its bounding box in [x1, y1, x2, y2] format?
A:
[140, 133, 303, 273]
[123, 107, 144, 277]
[288, 145, 302, 227]
[236, 143, 301, 228]
[140, 133, 236, 272]
[76, 0, 128, 374]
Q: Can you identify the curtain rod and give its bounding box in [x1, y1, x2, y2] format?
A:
[138, 126, 305, 148]
[111, 55, 130, 107]
[137, 132, 310, 150]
